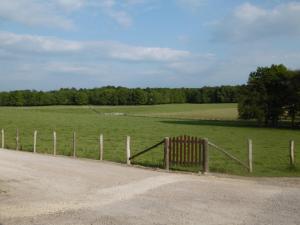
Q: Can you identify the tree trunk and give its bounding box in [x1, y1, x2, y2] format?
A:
[291, 109, 296, 128]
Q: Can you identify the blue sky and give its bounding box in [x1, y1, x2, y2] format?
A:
[0, 0, 300, 90]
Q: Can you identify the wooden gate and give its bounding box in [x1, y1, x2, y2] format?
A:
[164, 135, 209, 173]
[129, 135, 250, 174]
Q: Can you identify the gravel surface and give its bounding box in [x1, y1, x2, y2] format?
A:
[0, 149, 300, 225]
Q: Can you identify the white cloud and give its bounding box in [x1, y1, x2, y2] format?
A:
[167, 53, 216, 75]
[177, 35, 190, 44]
[0, 32, 191, 62]
[233, 3, 266, 23]
[0, 32, 82, 53]
[0, 31, 215, 89]
[124, 0, 146, 5]
[104, 42, 191, 61]
[45, 62, 101, 75]
[54, 0, 85, 11]
[213, 2, 300, 42]
[0, 0, 74, 29]
[105, 8, 133, 27]
[96, 0, 152, 27]
[176, 0, 206, 11]
[0, 0, 150, 29]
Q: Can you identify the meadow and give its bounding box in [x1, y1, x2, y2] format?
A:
[0, 103, 299, 176]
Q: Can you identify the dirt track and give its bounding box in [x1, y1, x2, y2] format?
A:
[0, 149, 300, 225]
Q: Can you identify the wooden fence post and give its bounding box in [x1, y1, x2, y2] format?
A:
[202, 138, 209, 174]
[53, 131, 57, 156]
[99, 134, 103, 161]
[126, 136, 131, 165]
[290, 140, 295, 166]
[33, 130, 37, 153]
[73, 131, 76, 158]
[1, 129, 4, 149]
[164, 137, 170, 171]
[16, 128, 19, 150]
[248, 139, 253, 173]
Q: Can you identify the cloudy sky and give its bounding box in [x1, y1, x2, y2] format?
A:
[0, 0, 299, 90]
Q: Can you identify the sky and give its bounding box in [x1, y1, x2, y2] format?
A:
[0, 0, 300, 91]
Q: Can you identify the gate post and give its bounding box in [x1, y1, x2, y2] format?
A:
[53, 131, 57, 156]
[73, 131, 76, 158]
[16, 128, 19, 151]
[99, 134, 103, 161]
[164, 137, 170, 171]
[33, 130, 37, 153]
[248, 139, 253, 173]
[202, 138, 209, 174]
[1, 129, 4, 149]
[290, 140, 295, 167]
[126, 136, 131, 165]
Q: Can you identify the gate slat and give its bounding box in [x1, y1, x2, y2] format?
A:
[180, 136, 183, 164]
[198, 139, 203, 165]
[168, 136, 204, 167]
[172, 137, 176, 163]
[170, 137, 173, 163]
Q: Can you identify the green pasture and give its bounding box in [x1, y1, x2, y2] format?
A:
[0, 103, 299, 176]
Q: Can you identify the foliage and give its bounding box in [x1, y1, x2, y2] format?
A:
[238, 64, 300, 127]
[0, 86, 240, 106]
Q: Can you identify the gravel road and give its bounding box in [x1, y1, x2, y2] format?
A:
[0, 149, 300, 225]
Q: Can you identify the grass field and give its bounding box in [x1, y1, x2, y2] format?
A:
[0, 103, 299, 176]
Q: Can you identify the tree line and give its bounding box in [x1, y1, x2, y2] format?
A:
[0, 86, 240, 106]
[2, 64, 298, 127]
[238, 64, 300, 127]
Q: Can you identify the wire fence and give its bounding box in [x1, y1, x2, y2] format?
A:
[0, 128, 166, 167]
[0, 127, 297, 174]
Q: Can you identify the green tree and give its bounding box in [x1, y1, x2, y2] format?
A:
[74, 91, 88, 105]
[238, 64, 294, 127]
[286, 70, 300, 127]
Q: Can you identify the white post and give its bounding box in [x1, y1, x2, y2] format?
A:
[248, 139, 253, 173]
[73, 131, 76, 158]
[290, 140, 295, 166]
[16, 128, 19, 151]
[126, 136, 131, 165]
[1, 129, 4, 149]
[53, 131, 57, 156]
[33, 130, 37, 153]
[99, 134, 103, 160]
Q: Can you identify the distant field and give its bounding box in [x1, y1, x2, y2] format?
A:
[0, 103, 299, 176]
[24, 103, 238, 120]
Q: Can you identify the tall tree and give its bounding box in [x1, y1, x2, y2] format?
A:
[239, 64, 296, 127]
